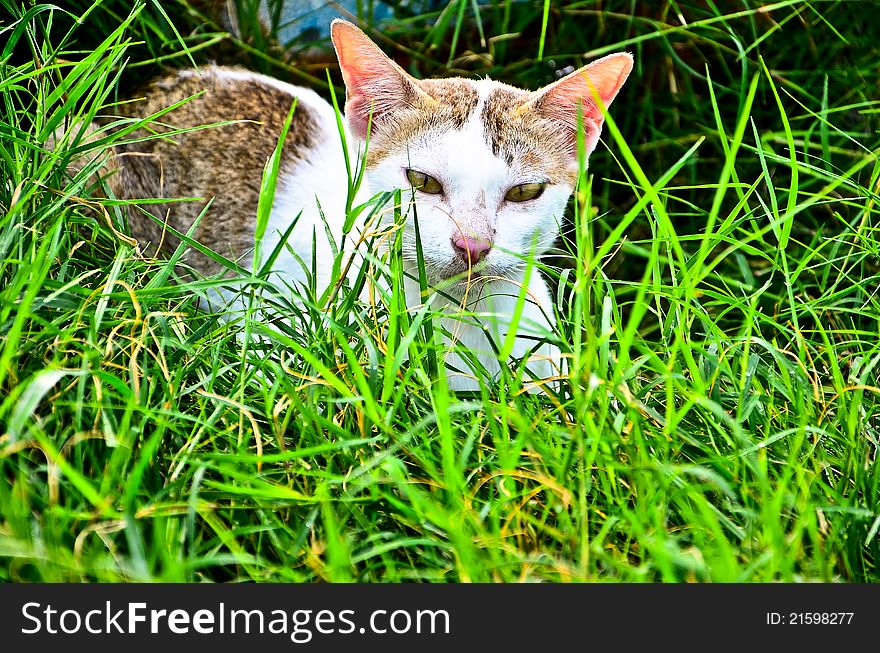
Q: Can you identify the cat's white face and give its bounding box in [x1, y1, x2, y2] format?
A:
[331, 20, 632, 290]
[365, 79, 573, 287]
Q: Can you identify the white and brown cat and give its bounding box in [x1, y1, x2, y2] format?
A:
[84, 20, 632, 391]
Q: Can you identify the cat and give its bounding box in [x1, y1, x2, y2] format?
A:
[78, 19, 632, 391]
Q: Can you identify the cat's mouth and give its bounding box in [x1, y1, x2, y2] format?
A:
[424, 259, 519, 287]
[400, 248, 525, 288]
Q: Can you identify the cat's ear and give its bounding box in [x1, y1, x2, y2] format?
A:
[331, 19, 424, 139]
[529, 52, 633, 156]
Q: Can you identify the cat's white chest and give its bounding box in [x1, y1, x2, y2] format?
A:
[405, 275, 560, 391]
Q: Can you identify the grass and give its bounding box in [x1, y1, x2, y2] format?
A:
[1, 0, 878, 582]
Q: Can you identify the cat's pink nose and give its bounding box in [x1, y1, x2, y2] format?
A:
[452, 236, 492, 265]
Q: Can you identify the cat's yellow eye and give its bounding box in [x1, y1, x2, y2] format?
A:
[505, 182, 547, 203]
[406, 169, 443, 194]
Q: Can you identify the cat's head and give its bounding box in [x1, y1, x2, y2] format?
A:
[331, 19, 632, 288]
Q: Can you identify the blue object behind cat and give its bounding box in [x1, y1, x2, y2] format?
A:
[261, 0, 449, 44]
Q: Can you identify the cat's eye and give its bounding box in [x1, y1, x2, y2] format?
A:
[505, 182, 547, 203]
[405, 169, 443, 195]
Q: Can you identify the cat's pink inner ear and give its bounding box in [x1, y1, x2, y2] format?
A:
[330, 19, 418, 139]
[533, 52, 633, 155]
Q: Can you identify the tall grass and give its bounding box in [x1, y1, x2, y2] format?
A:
[1, 0, 878, 582]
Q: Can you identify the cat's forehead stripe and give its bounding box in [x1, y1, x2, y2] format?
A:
[417, 79, 480, 128]
[480, 84, 578, 185]
[480, 86, 532, 163]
